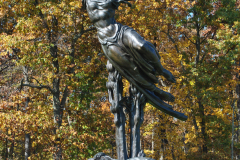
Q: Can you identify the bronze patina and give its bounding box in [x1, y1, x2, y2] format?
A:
[84, 1, 187, 159]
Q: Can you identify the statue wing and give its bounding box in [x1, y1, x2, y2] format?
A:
[104, 50, 188, 121]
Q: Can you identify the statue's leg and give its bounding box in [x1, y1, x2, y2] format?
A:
[106, 61, 128, 160]
[129, 84, 146, 158]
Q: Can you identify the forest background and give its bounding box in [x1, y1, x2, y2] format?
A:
[0, 0, 240, 159]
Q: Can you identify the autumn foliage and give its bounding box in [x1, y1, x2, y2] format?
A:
[0, 0, 240, 159]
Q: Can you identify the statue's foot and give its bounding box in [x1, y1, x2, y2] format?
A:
[154, 89, 175, 102]
[88, 152, 114, 160]
[138, 150, 146, 157]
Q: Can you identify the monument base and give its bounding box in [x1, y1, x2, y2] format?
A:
[88, 152, 155, 160]
[128, 157, 155, 160]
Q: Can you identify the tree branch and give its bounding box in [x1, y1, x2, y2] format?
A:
[73, 27, 96, 43]
[224, 44, 237, 56]
[165, 29, 180, 53]
[20, 79, 54, 93]
[162, 29, 186, 72]
[26, 37, 43, 42]
[200, 31, 212, 44]
[180, 31, 196, 45]
[0, 64, 14, 73]
[34, 0, 51, 41]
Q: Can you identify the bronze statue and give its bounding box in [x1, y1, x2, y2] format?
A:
[83, 1, 187, 159]
[83, 0, 175, 102]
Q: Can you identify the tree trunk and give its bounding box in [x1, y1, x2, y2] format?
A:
[9, 133, 15, 160]
[182, 129, 188, 154]
[171, 145, 176, 160]
[52, 88, 63, 160]
[25, 133, 31, 160]
[52, 80, 68, 160]
[4, 131, 8, 160]
[198, 101, 207, 154]
[159, 133, 167, 160]
[23, 66, 31, 160]
[232, 101, 235, 160]
[157, 116, 167, 160]
[152, 117, 154, 157]
[236, 61, 240, 160]
[50, 30, 64, 159]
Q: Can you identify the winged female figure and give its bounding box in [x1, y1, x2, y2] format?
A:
[83, 0, 176, 103]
